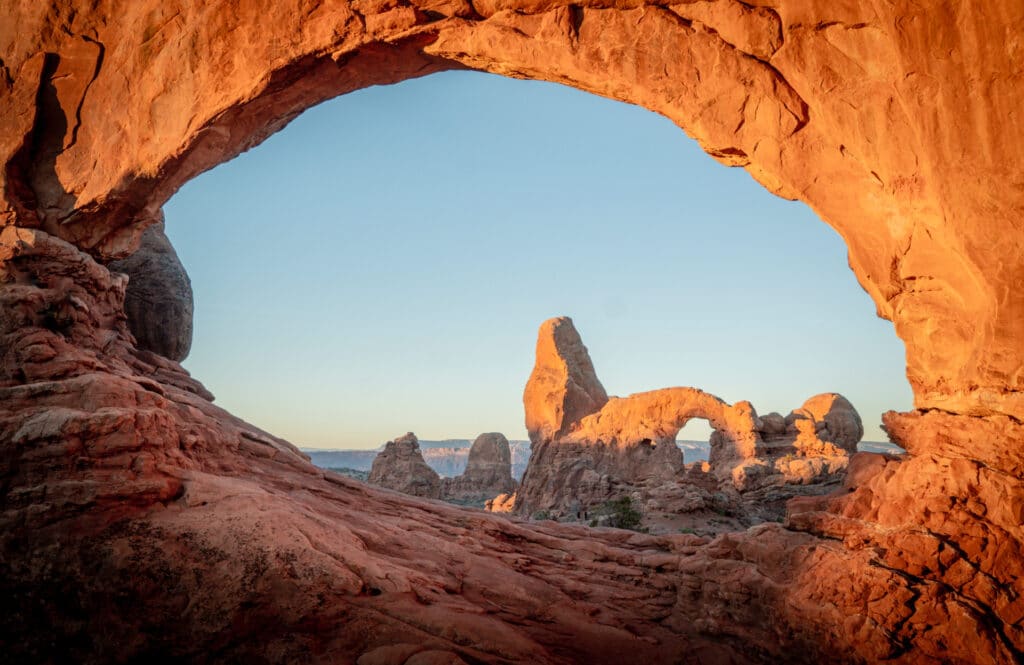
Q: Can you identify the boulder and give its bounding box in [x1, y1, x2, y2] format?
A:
[789, 393, 864, 454]
[106, 217, 193, 362]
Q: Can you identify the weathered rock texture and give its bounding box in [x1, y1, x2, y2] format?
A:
[523, 317, 608, 444]
[728, 393, 867, 490]
[516, 318, 862, 517]
[368, 433, 442, 499]
[441, 432, 517, 503]
[4, 1, 1021, 419]
[371, 432, 517, 505]
[106, 216, 194, 361]
[789, 393, 864, 455]
[485, 491, 517, 513]
[1, 1, 1023, 663]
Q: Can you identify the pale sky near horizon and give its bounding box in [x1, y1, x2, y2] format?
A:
[164, 70, 913, 450]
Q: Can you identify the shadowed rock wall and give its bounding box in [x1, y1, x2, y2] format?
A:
[106, 217, 193, 361]
[442, 432, 518, 502]
[367, 432, 443, 498]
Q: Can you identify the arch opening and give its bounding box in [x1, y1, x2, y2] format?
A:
[675, 420, 712, 462]
[157, 70, 911, 455]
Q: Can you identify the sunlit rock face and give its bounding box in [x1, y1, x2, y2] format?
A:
[1, 1, 1022, 663]
[523, 317, 608, 445]
[516, 318, 863, 517]
[789, 393, 864, 455]
[744, 393, 866, 487]
[367, 433, 443, 499]
[486, 491, 517, 513]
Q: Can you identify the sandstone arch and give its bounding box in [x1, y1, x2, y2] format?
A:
[567, 389, 759, 458]
[1, 2, 1022, 663]
[3, 1, 1021, 420]
[516, 318, 864, 515]
[517, 384, 763, 516]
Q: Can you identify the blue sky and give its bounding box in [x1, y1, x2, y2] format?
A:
[164, 70, 912, 449]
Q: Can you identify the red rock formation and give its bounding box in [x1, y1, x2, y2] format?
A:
[106, 215, 194, 361]
[789, 393, 864, 455]
[485, 491, 517, 513]
[575, 389, 761, 477]
[368, 433, 517, 505]
[730, 393, 866, 489]
[1, 1, 1022, 663]
[4, 1, 1020, 420]
[368, 432, 443, 498]
[516, 319, 861, 516]
[441, 432, 517, 504]
[523, 317, 608, 445]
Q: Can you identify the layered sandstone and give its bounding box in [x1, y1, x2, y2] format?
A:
[368, 433, 442, 499]
[1, 1, 1022, 663]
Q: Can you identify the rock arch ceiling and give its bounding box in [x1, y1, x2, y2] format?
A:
[4, 0, 1021, 418]
[1, 1, 1022, 663]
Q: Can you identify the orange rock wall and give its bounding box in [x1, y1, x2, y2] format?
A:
[2, 0, 1021, 417]
[1, 1, 1022, 663]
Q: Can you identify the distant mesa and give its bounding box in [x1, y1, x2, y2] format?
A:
[367, 432, 518, 507]
[514, 317, 867, 533]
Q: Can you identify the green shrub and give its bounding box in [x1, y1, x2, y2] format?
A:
[598, 497, 643, 531]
